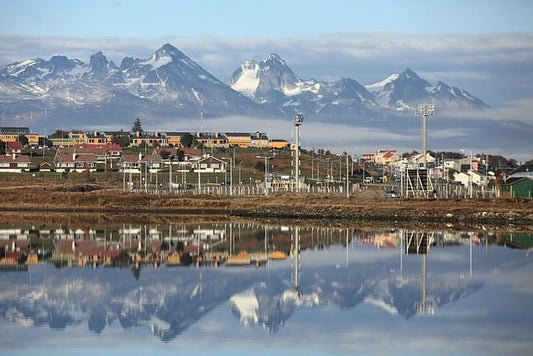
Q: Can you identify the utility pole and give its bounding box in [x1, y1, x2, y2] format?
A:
[346, 153, 349, 198]
[294, 114, 304, 192]
[416, 104, 435, 169]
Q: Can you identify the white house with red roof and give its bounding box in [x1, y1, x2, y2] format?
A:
[0, 154, 30, 173]
[120, 152, 163, 173]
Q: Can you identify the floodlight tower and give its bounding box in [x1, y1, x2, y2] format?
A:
[416, 104, 435, 169]
[294, 114, 304, 192]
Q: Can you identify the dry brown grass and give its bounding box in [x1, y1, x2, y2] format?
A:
[1, 180, 532, 223]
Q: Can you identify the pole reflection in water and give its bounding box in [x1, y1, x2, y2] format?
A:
[292, 226, 301, 296]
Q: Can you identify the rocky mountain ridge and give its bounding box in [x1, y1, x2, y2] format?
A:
[0, 43, 489, 129]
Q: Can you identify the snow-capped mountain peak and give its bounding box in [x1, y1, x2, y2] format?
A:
[364, 68, 488, 111]
[87, 51, 117, 79]
[365, 73, 399, 92]
[264, 53, 286, 67]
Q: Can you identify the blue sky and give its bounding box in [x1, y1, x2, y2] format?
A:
[2, 0, 533, 38]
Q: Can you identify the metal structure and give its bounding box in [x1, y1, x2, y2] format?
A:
[416, 104, 435, 169]
[401, 104, 436, 198]
[293, 114, 304, 192]
[403, 168, 434, 198]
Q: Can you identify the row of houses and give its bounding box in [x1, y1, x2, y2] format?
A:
[1, 126, 289, 150]
[52, 145, 231, 174]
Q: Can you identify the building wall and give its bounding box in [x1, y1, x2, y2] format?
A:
[511, 180, 533, 198]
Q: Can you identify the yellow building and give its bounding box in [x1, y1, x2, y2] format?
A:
[225, 132, 252, 148]
[165, 132, 190, 147]
[0, 127, 30, 143]
[250, 132, 269, 149]
[25, 133, 40, 146]
[196, 132, 229, 148]
[270, 139, 289, 149]
[50, 131, 87, 147]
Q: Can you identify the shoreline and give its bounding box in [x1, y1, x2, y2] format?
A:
[1, 182, 532, 231]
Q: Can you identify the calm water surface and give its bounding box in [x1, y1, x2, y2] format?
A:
[0, 221, 532, 355]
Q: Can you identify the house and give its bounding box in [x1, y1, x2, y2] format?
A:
[24, 133, 40, 146]
[225, 132, 252, 148]
[164, 132, 191, 147]
[39, 161, 53, 172]
[361, 153, 375, 162]
[169, 147, 204, 172]
[120, 152, 163, 173]
[5, 141, 23, 155]
[86, 131, 107, 144]
[49, 130, 88, 147]
[410, 152, 436, 167]
[195, 132, 229, 148]
[453, 171, 484, 187]
[192, 155, 226, 173]
[0, 127, 29, 143]
[57, 144, 123, 170]
[180, 147, 203, 160]
[269, 139, 289, 149]
[130, 132, 166, 147]
[103, 130, 131, 144]
[54, 152, 98, 173]
[453, 156, 480, 173]
[374, 150, 398, 166]
[0, 154, 31, 173]
[498, 177, 533, 198]
[507, 163, 533, 179]
[250, 132, 269, 149]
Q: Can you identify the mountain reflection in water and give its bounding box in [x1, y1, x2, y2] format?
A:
[0, 222, 532, 355]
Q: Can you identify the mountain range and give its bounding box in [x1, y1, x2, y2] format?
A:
[0, 43, 489, 127]
[0, 43, 531, 156]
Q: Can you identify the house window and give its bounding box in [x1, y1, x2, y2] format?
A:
[76, 163, 84, 168]
[200, 163, 208, 169]
[212, 163, 219, 169]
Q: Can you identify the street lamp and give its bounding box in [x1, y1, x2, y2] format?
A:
[294, 114, 304, 192]
[416, 104, 435, 169]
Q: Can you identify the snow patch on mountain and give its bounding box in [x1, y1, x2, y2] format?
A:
[231, 60, 260, 96]
[365, 73, 399, 92]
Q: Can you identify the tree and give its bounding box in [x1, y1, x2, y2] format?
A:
[112, 133, 130, 147]
[159, 150, 170, 160]
[181, 132, 194, 148]
[132, 118, 143, 133]
[255, 161, 265, 172]
[49, 129, 67, 139]
[176, 149, 185, 162]
[0, 139, 4, 155]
